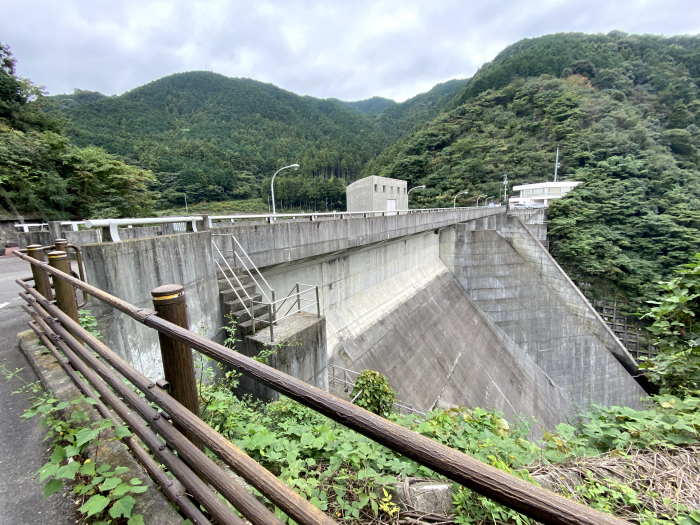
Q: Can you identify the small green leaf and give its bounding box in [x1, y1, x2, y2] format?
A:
[128, 485, 148, 494]
[99, 477, 121, 491]
[38, 462, 59, 482]
[78, 494, 110, 517]
[114, 426, 132, 439]
[80, 461, 96, 476]
[84, 398, 98, 405]
[56, 461, 80, 480]
[109, 495, 135, 519]
[75, 427, 100, 448]
[128, 515, 146, 525]
[49, 446, 67, 464]
[43, 479, 62, 499]
[129, 478, 143, 485]
[112, 483, 132, 497]
[114, 466, 130, 475]
[96, 463, 111, 474]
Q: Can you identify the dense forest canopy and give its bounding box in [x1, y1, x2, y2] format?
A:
[51, 71, 465, 211]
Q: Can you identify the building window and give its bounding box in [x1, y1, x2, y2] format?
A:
[383, 185, 386, 192]
[390, 186, 394, 193]
[374, 184, 377, 192]
[404, 188, 406, 194]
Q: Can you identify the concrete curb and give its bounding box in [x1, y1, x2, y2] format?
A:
[17, 330, 184, 525]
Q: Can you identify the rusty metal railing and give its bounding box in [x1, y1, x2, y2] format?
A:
[14, 249, 631, 525]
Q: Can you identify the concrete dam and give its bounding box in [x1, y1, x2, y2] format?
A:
[43, 206, 645, 430]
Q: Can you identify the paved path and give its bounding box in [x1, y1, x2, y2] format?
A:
[0, 251, 76, 524]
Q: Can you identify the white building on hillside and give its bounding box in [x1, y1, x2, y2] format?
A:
[509, 181, 581, 207]
[346, 176, 408, 213]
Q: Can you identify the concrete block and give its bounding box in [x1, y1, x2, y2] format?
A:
[381, 481, 455, 516]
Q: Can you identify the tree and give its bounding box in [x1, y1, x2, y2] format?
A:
[639, 254, 700, 395]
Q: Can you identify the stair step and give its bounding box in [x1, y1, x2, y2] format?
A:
[218, 274, 252, 290]
[220, 284, 257, 303]
[216, 266, 244, 279]
[230, 302, 270, 323]
[224, 293, 263, 313]
[238, 313, 271, 335]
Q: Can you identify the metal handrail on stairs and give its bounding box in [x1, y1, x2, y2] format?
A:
[212, 235, 322, 339]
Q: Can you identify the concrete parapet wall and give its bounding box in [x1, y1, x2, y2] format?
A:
[441, 222, 645, 409]
[82, 231, 222, 379]
[213, 207, 504, 270]
[17, 226, 162, 249]
[17, 229, 101, 249]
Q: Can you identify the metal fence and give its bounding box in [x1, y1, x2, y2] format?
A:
[14, 247, 630, 525]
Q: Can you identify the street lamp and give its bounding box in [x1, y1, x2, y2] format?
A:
[271, 164, 300, 218]
[485, 196, 494, 206]
[476, 194, 487, 207]
[453, 190, 468, 208]
[407, 185, 426, 210]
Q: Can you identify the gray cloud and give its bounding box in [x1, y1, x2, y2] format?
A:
[2, 0, 699, 102]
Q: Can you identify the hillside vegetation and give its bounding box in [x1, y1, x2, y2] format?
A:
[364, 32, 700, 308]
[0, 44, 155, 220]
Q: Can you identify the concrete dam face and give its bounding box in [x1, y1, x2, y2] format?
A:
[78, 208, 645, 430]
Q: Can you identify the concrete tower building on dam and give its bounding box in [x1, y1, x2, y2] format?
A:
[21, 205, 646, 430]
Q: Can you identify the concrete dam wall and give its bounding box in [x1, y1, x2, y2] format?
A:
[77, 208, 644, 429]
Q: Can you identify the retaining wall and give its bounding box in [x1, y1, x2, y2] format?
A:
[259, 230, 572, 428]
[440, 221, 645, 409]
[82, 231, 222, 379]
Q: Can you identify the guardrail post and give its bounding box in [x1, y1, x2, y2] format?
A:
[315, 285, 321, 318]
[268, 303, 274, 341]
[54, 238, 68, 252]
[271, 289, 276, 322]
[26, 244, 53, 300]
[150, 284, 203, 451]
[296, 282, 301, 312]
[47, 251, 79, 325]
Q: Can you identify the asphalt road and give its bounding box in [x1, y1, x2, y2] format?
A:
[0, 251, 76, 524]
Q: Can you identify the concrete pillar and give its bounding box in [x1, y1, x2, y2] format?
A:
[48, 221, 62, 242]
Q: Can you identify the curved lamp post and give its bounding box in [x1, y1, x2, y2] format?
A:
[485, 196, 494, 206]
[271, 164, 300, 218]
[407, 185, 426, 210]
[453, 190, 469, 208]
[476, 194, 487, 207]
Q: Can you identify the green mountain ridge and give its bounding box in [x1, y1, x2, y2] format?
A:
[51, 70, 466, 208]
[364, 31, 700, 308]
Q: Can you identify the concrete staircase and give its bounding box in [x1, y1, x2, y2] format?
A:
[216, 265, 270, 336]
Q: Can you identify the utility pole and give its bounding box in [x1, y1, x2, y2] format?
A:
[554, 145, 559, 182]
[503, 174, 508, 204]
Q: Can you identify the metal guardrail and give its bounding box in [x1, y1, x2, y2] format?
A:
[329, 364, 426, 416]
[14, 249, 630, 525]
[84, 216, 203, 242]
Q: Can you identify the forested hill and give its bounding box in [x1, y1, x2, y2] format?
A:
[363, 31, 700, 308]
[53, 71, 395, 206]
[330, 96, 396, 116]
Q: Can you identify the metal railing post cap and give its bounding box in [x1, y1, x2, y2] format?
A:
[47, 250, 68, 260]
[151, 284, 185, 303]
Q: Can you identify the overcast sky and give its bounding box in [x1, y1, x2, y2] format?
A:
[2, 0, 699, 103]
